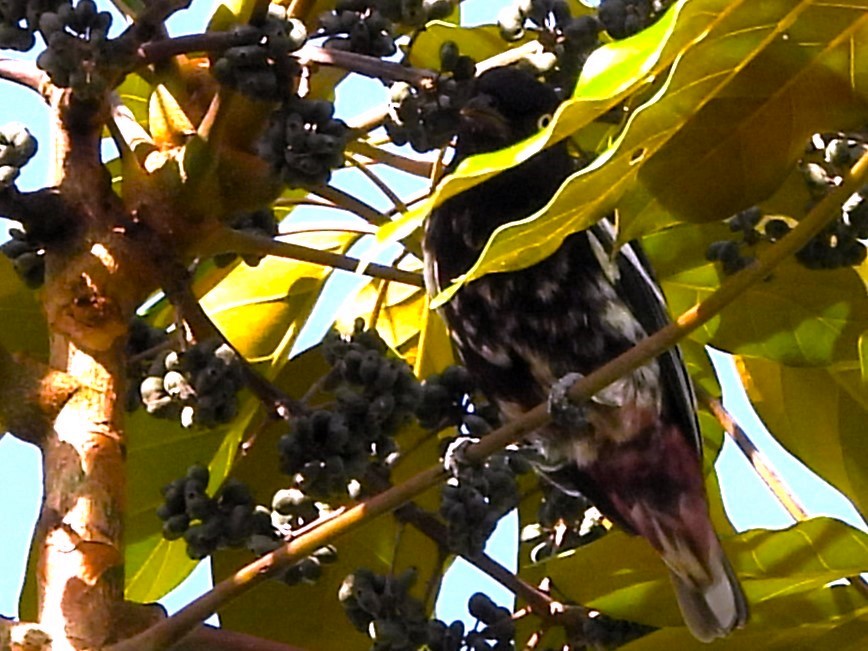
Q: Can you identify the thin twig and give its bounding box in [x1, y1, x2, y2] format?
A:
[347, 140, 435, 178]
[198, 227, 424, 287]
[312, 183, 388, 225]
[699, 388, 868, 598]
[294, 42, 437, 87]
[697, 388, 808, 520]
[346, 154, 408, 213]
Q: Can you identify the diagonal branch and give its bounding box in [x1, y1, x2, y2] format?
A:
[198, 227, 424, 287]
[697, 388, 808, 520]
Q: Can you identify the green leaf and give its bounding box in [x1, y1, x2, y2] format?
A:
[427, 0, 868, 307]
[618, 614, 868, 651]
[736, 356, 868, 518]
[642, 222, 868, 366]
[125, 232, 358, 600]
[522, 518, 868, 639]
[0, 256, 47, 360]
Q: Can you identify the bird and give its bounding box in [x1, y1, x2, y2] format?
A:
[423, 66, 748, 642]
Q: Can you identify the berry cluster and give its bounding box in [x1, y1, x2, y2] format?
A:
[35, 0, 135, 97]
[258, 96, 349, 187]
[278, 320, 419, 499]
[157, 464, 264, 560]
[440, 451, 523, 557]
[0, 0, 65, 50]
[430, 605, 514, 650]
[598, 0, 665, 40]
[708, 129, 868, 275]
[705, 207, 761, 276]
[339, 568, 430, 650]
[0, 227, 44, 287]
[138, 339, 246, 428]
[522, 487, 606, 562]
[317, 0, 452, 56]
[497, 0, 602, 83]
[124, 317, 170, 410]
[384, 44, 475, 153]
[264, 487, 339, 585]
[340, 573, 516, 651]
[415, 364, 479, 431]
[214, 207, 280, 267]
[318, 2, 396, 58]
[796, 202, 868, 269]
[212, 11, 307, 101]
[0, 122, 37, 190]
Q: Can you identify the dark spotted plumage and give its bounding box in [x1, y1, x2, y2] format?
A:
[424, 67, 747, 642]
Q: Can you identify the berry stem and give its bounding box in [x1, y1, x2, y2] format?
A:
[312, 183, 391, 226]
[345, 154, 408, 213]
[346, 139, 435, 178]
[198, 226, 425, 287]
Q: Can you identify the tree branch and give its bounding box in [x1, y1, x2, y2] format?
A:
[138, 36, 437, 87]
[0, 616, 52, 650]
[170, 625, 306, 651]
[198, 227, 425, 287]
[0, 58, 46, 94]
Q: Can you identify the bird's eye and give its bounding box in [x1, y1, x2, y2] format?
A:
[537, 113, 553, 130]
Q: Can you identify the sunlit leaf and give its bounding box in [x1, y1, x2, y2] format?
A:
[523, 518, 868, 636]
[376, 0, 694, 258]
[643, 222, 868, 366]
[426, 0, 868, 307]
[736, 356, 868, 518]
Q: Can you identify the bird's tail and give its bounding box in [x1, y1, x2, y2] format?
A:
[665, 537, 748, 642]
[638, 503, 748, 642]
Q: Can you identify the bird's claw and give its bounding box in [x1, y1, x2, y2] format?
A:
[443, 436, 478, 477]
[548, 372, 589, 428]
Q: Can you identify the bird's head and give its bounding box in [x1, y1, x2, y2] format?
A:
[455, 67, 561, 159]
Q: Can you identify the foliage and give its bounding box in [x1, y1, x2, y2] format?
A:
[0, 0, 867, 650]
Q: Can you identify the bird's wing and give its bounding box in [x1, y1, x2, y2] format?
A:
[589, 219, 703, 456]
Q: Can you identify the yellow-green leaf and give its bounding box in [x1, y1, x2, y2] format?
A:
[428, 0, 868, 306]
[736, 356, 868, 517]
[524, 518, 868, 636]
[0, 256, 47, 360]
[643, 222, 868, 366]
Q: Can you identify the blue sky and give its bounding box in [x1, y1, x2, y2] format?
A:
[1, 0, 865, 629]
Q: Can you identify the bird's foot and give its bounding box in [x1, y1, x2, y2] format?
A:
[443, 436, 479, 477]
[548, 372, 589, 429]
